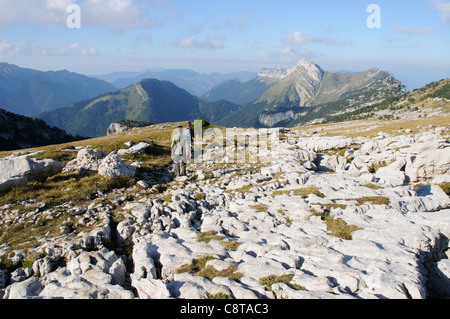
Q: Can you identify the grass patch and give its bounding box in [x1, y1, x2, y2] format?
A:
[356, 196, 391, 206]
[197, 230, 224, 243]
[161, 194, 173, 203]
[259, 274, 306, 292]
[177, 256, 217, 274]
[320, 203, 348, 211]
[177, 256, 243, 282]
[194, 193, 205, 201]
[0, 173, 104, 208]
[224, 184, 253, 194]
[272, 187, 325, 198]
[29, 150, 77, 164]
[309, 211, 362, 240]
[250, 204, 268, 213]
[220, 241, 242, 251]
[0, 212, 72, 259]
[208, 293, 229, 299]
[98, 176, 137, 193]
[439, 182, 450, 195]
[363, 183, 382, 190]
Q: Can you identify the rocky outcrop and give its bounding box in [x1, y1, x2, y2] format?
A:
[65, 148, 107, 174]
[0, 125, 449, 300]
[107, 123, 130, 136]
[65, 148, 136, 178]
[259, 110, 301, 127]
[98, 153, 136, 178]
[0, 156, 64, 192]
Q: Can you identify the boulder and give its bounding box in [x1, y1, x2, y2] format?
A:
[4, 277, 43, 299]
[64, 148, 107, 174]
[376, 158, 407, 186]
[107, 122, 130, 136]
[133, 278, 171, 299]
[98, 153, 136, 178]
[406, 147, 450, 182]
[130, 240, 158, 281]
[0, 157, 64, 192]
[117, 142, 150, 156]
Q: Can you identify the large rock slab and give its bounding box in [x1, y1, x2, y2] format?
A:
[0, 157, 64, 192]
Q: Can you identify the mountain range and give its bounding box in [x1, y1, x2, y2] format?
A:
[212, 59, 406, 128]
[0, 63, 117, 116]
[35, 59, 409, 137]
[4, 59, 446, 146]
[97, 69, 257, 96]
[38, 79, 240, 137]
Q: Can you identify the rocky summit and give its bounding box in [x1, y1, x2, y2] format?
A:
[0, 122, 449, 299]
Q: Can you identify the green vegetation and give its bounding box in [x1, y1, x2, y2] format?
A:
[39, 79, 203, 137]
[356, 196, 391, 206]
[250, 204, 268, 213]
[0, 108, 86, 152]
[177, 256, 243, 282]
[259, 274, 306, 292]
[115, 120, 153, 129]
[272, 187, 325, 198]
[197, 230, 224, 243]
[0, 62, 116, 117]
[29, 150, 78, 164]
[220, 241, 242, 251]
[363, 183, 382, 190]
[309, 211, 362, 240]
[439, 182, 450, 195]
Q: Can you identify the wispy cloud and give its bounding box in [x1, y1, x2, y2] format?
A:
[0, 40, 27, 59]
[272, 30, 337, 60]
[429, 0, 450, 23]
[0, 0, 164, 29]
[285, 31, 336, 46]
[393, 26, 435, 35]
[0, 40, 98, 58]
[177, 35, 225, 50]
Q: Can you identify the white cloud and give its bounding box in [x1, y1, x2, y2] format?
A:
[429, 0, 450, 23]
[287, 31, 313, 45]
[80, 0, 149, 29]
[272, 45, 314, 60]
[0, 40, 98, 58]
[0, 40, 27, 59]
[0, 0, 76, 27]
[286, 31, 336, 46]
[0, 0, 163, 29]
[278, 46, 297, 58]
[136, 33, 153, 43]
[79, 46, 98, 56]
[207, 33, 227, 42]
[177, 35, 225, 50]
[178, 36, 196, 48]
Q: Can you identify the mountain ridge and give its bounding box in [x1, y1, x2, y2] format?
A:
[0, 62, 117, 116]
[37, 78, 240, 137]
[0, 107, 85, 151]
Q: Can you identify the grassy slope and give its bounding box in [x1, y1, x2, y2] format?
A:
[0, 122, 185, 207]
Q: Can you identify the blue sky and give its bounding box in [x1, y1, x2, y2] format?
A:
[0, 0, 449, 89]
